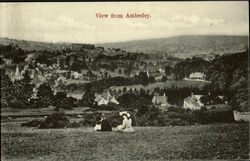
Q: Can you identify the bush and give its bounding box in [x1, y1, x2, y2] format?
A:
[39, 112, 70, 129]
[79, 112, 101, 127]
[106, 112, 123, 127]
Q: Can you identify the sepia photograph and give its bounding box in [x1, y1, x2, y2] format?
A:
[0, 1, 249, 161]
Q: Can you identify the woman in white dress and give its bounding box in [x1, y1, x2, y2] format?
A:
[117, 111, 135, 133]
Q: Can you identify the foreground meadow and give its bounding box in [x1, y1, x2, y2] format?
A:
[1, 122, 249, 161]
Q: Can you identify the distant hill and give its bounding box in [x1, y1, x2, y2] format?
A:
[0, 37, 96, 52]
[1, 35, 248, 59]
[0, 37, 72, 52]
[97, 35, 248, 58]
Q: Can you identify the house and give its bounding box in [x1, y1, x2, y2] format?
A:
[71, 71, 82, 80]
[233, 111, 250, 122]
[25, 53, 38, 64]
[152, 93, 169, 107]
[192, 94, 204, 107]
[183, 93, 204, 110]
[94, 92, 119, 106]
[183, 97, 201, 110]
[147, 70, 162, 78]
[190, 72, 205, 80]
[95, 95, 109, 106]
[55, 76, 67, 86]
[11, 65, 23, 81]
[2, 58, 13, 65]
[31, 68, 46, 85]
[130, 70, 140, 77]
[158, 68, 165, 74]
[67, 93, 83, 100]
[184, 72, 206, 81]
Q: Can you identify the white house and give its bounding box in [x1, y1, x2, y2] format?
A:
[152, 93, 169, 107]
[183, 93, 204, 110]
[95, 95, 109, 106]
[184, 72, 206, 81]
[94, 92, 119, 106]
[233, 111, 250, 122]
[11, 65, 23, 81]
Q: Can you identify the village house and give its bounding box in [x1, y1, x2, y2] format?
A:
[11, 65, 23, 81]
[25, 53, 38, 64]
[94, 92, 119, 106]
[2, 58, 13, 65]
[152, 93, 170, 108]
[71, 71, 82, 80]
[67, 93, 83, 100]
[184, 72, 206, 81]
[183, 93, 204, 110]
[130, 70, 141, 77]
[31, 68, 46, 85]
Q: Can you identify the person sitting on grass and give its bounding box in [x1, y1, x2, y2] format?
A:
[94, 114, 112, 132]
[117, 111, 135, 133]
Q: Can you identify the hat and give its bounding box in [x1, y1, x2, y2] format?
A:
[119, 111, 130, 117]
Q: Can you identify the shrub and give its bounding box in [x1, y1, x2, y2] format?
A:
[79, 112, 101, 127]
[106, 111, 123, 127]
[39, 112, 70, 129]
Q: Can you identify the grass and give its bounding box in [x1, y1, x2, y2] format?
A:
[111, 80, 211, 92]
[1, 122, 249, 161]
[1, 107, 90, 118]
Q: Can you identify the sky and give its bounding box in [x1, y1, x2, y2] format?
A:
[0, 2, 249, 44]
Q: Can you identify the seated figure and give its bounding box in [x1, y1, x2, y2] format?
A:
[117, 111, 135, 133]
[94, 115, 112, 131]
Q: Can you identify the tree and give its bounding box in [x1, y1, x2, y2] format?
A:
[87, 70, 94, 80]
[80, 91, 95, 107]
[70, 62, 81, 73]
[1, 69, 13, 108]
[54, 91, 67, 107]
[118, 69, 122, 74]
[122, 87, 127, 93]
[37, 83, 54, 107]
[65, 55, 70, 67]
[4, 70, 34, 108]
[165, 66, 172, 76]
[138, 71, 149, 86]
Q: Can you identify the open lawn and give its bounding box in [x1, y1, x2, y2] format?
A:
[110, 80, 211, 92]
[1, 107, 89, 118]
[1, 122, 249, 161]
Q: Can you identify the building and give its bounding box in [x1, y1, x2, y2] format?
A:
[189, 72, 205, 81]
[95, 95, 109, 106]
[233, 111, 250, 122]
[130, 70, 141, 77]
[183, 93, 204, 110]
[67, 93, 84, 100]
[94, 92, 119, 106]
[152, 93, 169, 107]
[11, 64, 23, 81]
[2, 58, 13, 65]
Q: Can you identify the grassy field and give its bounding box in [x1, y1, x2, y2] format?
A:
[1, 107, 90, 118]
[111, 80, 211, 92]
[1, 122, 249, 161]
